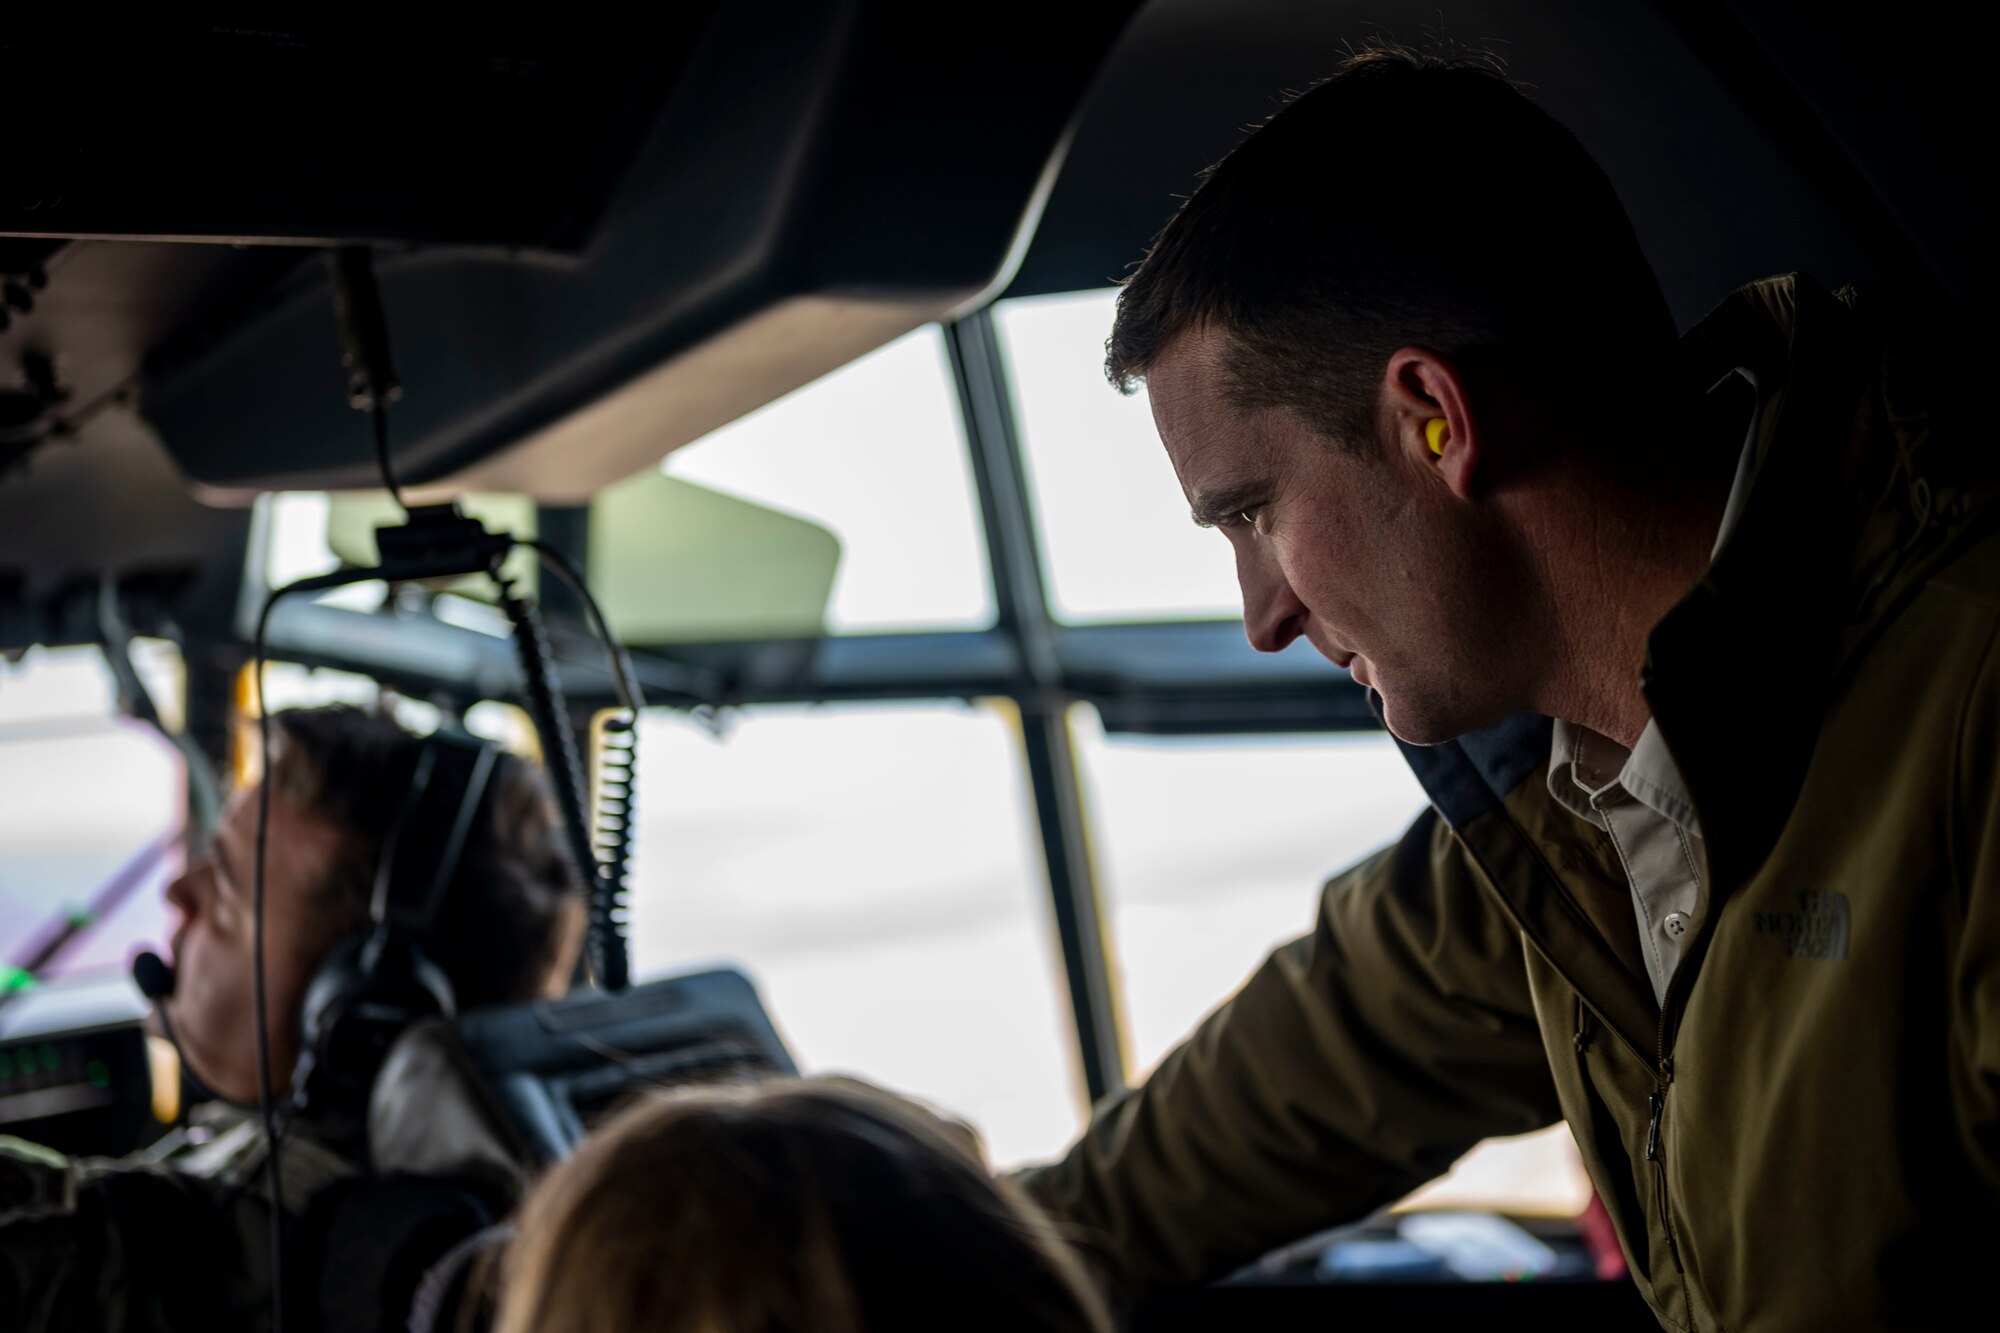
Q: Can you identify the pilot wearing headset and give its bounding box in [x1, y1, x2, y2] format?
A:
[0, 704, 586, 1332]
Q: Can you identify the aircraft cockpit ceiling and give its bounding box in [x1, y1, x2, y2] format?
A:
[1009, 0, 1977, 313]
[0, 1, 1980, 649]
[2, 7, 1137, 491]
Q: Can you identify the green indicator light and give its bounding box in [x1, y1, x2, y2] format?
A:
[0, 965, 34, 994]
[40, 1044, 59, 1071]
[0, 1052, 12, 1079]
[86, 1060, 111, 1089]
[17, 1049, 36, 1075]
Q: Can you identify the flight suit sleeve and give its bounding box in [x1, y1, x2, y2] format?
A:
[1018, 808, 1563, 1293]
[0, 1135, 243, 1331]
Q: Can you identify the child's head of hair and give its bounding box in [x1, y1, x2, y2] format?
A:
[494, 1078, 1111, 1333]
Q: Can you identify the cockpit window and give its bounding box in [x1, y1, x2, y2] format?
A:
[254, 327, 994, 643]
[996, 290, 1243, 624]
[629, 701, 1081, 1167]
[1068, 706, 1428, 1076]
[659, 327, 995, 636]
[0, 645, 184, 991]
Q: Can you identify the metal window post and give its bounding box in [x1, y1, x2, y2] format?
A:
[943, 311, 1128, 1106]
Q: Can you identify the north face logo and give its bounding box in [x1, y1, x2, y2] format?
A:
[1752, 890, 1851, 961]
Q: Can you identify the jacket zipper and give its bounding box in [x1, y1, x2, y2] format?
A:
[1572, 993, 1687, 1279]
[1650, 983, 1686, 1276]
[1636, 690, 1701, 1288]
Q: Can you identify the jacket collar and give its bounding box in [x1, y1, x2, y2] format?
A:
[1387, 703, 1661, 1057]
[1640, 274, 1864, 897]
[1647, 274, 1992, 894]
[1401, 275, 1987, 883]
[1386, 273, 1992, 1053]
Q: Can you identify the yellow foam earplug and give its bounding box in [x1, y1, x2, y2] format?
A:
[1426, 418, 1448, 456]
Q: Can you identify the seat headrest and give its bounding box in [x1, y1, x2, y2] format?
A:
[367, 1018, 533, 1200]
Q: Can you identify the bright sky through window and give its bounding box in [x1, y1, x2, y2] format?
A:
[0, 646, 183, 987]
[997, 289, 1245, 624]
[628, 702, 1083, 1169]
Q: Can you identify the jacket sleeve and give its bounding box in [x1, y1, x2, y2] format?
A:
[1018, 807, 1563, 1292]
[0, 1135, 244, 1331]
[1954, 615, 2000, 1199]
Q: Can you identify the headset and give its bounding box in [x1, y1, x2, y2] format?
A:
[288, 729, 501, 1128]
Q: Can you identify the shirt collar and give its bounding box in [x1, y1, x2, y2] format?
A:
[1547, 719, 1703, 834]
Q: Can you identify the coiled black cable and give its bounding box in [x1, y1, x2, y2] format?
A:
[593, 709, 638, 973]
[523, 539, 643, 995]
[495, 576, 629, 990]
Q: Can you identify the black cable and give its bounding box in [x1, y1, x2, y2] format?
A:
[241, 562, 385, 1333]
[372, 400, 407, 516]
[522, 541, 646, 993]
[325, 245, 404, 506]
[592, 711, 639, 973]
[251, 586, 292, 1333]
[521, 539, 645, 713]
[494, 578, 618, 987]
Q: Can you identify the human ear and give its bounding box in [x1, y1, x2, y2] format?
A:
[1382, 348, 1478, 499]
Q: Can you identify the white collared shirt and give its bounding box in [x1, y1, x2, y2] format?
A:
[1546, 368, 1762, 1007]
[1548, 720, 1704, 1005]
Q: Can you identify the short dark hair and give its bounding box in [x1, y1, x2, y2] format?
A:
[1108, 45, 1675, 448]
[268, 705, 585, 1009]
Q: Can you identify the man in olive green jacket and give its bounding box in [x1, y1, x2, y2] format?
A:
[1021, 50, 1993, 1332]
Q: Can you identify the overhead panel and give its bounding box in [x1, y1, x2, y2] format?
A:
[103, 3, 1140, 499]
[0, 4, 1139, 653]
[4, 16, 714, 251]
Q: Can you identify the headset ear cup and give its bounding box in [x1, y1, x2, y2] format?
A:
[293, 932, 371, 1109]
[294, 930, 456, 1116]
[378, 935, 455, 1026]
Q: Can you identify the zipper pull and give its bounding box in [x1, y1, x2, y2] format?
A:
[1645, 1091, 1665, 1163]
